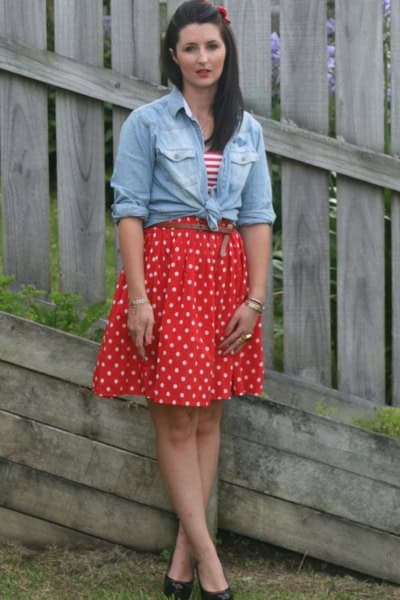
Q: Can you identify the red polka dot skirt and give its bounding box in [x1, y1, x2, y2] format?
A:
[92, 216, 264, 407]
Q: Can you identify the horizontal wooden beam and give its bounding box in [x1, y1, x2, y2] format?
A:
[0, 311, 100, 389]
[219, 482, 400, 585]
[0, 457, 177, 551]
[0, 37, 162, 110]
[264, 368, 378, 424]
[220, 429, 400, 536]
[260, 115, 400, 192]
[223, 394, 400, 488]
[1, 37, 399, 192]
[0, 361, 155, 457]
[0, 506, 113, 549]
[0, 409, 170, 512]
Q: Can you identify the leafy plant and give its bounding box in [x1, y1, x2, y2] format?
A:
[352, 407, 400, 439]
[0, 275, 107, 341]
[315, 400, 339, 418]
[159, 547, 171, 563]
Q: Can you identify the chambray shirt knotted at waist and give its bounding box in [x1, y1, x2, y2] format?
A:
[110, 87, 276, 231]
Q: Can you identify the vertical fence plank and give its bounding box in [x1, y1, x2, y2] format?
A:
[111, 0, 160, 271]
[54, 0, 105, 303]
[280, 0, 331, 385]
[0, 0, 50, 290]
[112, 0, 160, 88]
[336, 0, 385, 403]
[225, 0, 271, 115]
[392, 0, 400, 406]
[225, 0, 275, 369]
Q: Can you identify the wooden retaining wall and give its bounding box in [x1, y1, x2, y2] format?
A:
[0, 315, 176, 551]
[1, 312, 400, 585]
[0, 311, 218, 551]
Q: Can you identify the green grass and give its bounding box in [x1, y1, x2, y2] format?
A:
[352, 407, 400, 439]
[1, 532, 399, 600]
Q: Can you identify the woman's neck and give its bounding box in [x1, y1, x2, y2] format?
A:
[182, 85, 216, 120]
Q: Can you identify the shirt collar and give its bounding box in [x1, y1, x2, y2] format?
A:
[167, 86, 193, 119]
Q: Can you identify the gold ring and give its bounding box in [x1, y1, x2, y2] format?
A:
[240, 333, 253, 343]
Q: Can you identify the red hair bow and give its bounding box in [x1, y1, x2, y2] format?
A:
[217, 5, 231, 24]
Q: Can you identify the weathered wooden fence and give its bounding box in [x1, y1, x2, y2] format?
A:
[1, 0, 399, 406]
[2, 0, 400, 583]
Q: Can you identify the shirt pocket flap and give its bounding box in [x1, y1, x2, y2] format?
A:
[230, 150, 258, 165]
[157, 147, 196, 162]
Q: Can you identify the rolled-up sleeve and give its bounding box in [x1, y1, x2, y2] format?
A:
[237, 122, 276, 226]
[110, 109, 154, 224]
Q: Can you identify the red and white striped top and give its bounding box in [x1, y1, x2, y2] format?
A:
[204, 151, 223, 191]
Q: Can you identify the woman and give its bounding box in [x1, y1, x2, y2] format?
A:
[93, 2, 275, 598]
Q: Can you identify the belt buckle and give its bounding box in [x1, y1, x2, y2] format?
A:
[219, 222, 234, 257]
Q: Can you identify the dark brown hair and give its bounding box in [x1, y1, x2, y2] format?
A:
[162, 0, 244, 151]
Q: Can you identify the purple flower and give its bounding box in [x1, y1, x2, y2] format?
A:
[103, 15, 112, 36]
[267, 12, 391, 103]
[271, 32, 280, 62]
[103, 15, 111, 49]
[327, 45, 336, 95]
[271, 32, 281, 97]
[382, 0, 391, 104]
[326, 18, 335, 37]
[382, 0, 391, 17]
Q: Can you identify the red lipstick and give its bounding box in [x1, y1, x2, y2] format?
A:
[197, 70, 211, 78]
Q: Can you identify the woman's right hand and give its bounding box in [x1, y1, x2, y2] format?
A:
[127, 303, 155, 359]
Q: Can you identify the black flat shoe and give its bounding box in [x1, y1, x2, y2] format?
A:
[163, 555, 194, 600]
[196, 566, 233, 600]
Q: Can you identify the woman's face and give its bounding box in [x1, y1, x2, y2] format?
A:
[171, 23, 227, 93]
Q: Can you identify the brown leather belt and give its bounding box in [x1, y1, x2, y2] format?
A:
[149, 221, 235, 257]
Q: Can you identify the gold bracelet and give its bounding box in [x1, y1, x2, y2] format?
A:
[247, 296, 264, 309]
[245, 299, 263, 314]
[129, 297, 150, 308]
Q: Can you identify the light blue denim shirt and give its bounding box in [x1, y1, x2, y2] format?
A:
[111, 87, 276, 231]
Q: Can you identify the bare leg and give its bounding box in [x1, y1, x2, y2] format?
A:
[147, 399, 227, 592]
[169, 400, 224, 581]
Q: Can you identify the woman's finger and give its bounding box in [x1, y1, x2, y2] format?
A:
[144, 317, 154, 346]
[220, 317, 241, 349]
[224, 310, 240, 338]
[128, 306, 154, 358]
[221, 328, 254, 355]
[220, 330, 241, 351]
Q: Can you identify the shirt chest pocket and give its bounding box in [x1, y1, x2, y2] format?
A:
[156, 146, 199, 187]
[229, 150, 258, 192]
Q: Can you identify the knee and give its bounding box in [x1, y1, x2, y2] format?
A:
[157, 408, 197, 448]
[197, 405, 223, 438]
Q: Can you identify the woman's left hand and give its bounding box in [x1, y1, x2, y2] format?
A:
[219, 302, 260, 355]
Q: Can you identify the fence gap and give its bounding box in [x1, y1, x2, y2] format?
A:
[0, 0, 50, 291]
[391, 0, 400, 406]
[336, 0, 385, 403]
[280, 0, 331, 385]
